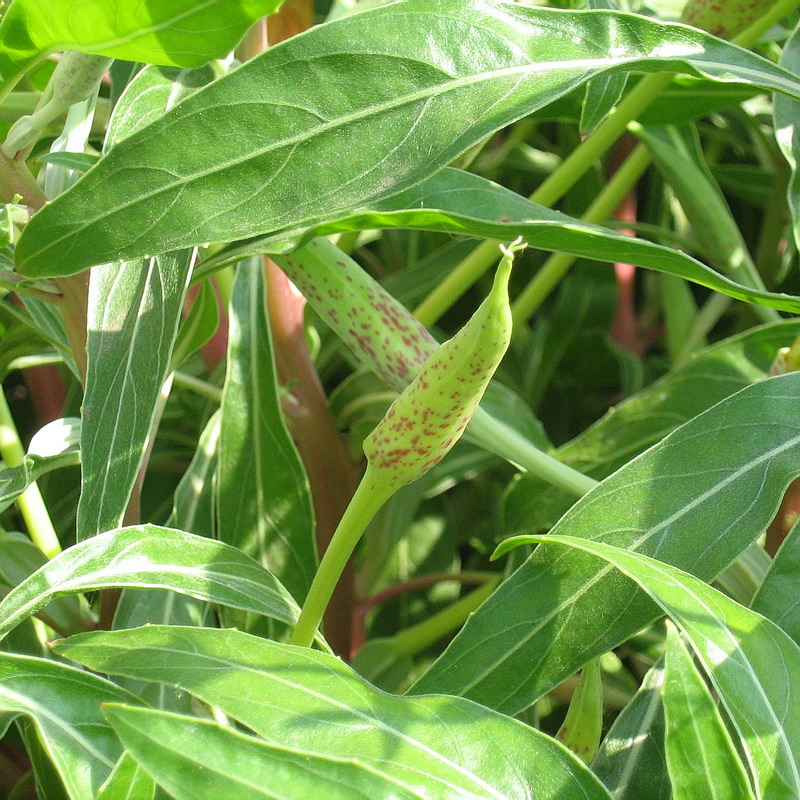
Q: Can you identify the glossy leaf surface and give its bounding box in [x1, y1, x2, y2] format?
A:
[0, 653, 139, 800]
[0, 0, 282, 95]
[95, 752, 155, 800]
[662, 626, 755, 800]
[202, 168, 800, 314]
[508, 536, 800, 800]
[217, 259, 315, 603]
[55, 625, 614, 800]
[0, 526, 301, 640]
[104, 704, 427, 800]
[413, 373, 800, 713]
[17, 1, 800, 277]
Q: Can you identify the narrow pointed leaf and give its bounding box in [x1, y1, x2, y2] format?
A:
[412, 372, 800, 713]
[55, 625, 614, 800]
[0, 652, 141, 800]
[662, 625, 755, 800]
[78, 64, 210, 539]
[206, 168, 800, 314]
[16, 0, 800, 277]
[775, 22, 800, 251]
[0, 0, 283, 95]
[103, 704, 427, 800]
[217, 259, 315, 603]
[751, 516, 800, 645]
[0, 526, 301, 640]
[504, 535, 800, 800]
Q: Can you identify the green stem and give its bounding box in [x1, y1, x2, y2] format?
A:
[173, 371, 223, 403]
[0, 389, 60, 558]
[511, 143, 652, 326]
[392, 577, 500, 657]
[467, 407, 598, 495]
[291, 465, 394, 647]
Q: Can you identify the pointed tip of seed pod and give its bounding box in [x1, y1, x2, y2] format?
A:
[492, 236, 525, 298]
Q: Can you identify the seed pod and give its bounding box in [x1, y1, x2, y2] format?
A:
[555, 658, 603, 765]
[362, 240, 522, 491]
[680, 0, 773, 39]
[274, 239, 437, 392]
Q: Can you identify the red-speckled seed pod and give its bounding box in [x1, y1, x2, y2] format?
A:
[362, 240, 522, 491]
[680, 0, 773, 39]
[274, 239, 437, 392]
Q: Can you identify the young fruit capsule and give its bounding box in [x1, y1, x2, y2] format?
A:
[362, 239, 522, 491]
[680, 0, 772, 39]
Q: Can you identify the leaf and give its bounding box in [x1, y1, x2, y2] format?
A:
[16, 1, 800, 277]
[171, 277, 220, 369]
[0, 451, 79, 513]
[77, 64, 211, 540]
[505, 320, 800, 532]
[411, 372, 800, 714]
[103, 704, 427, 800]
[54, 625, 614, 800]
[591, 661, 671, 800]
[775, 21, 800, 251]
[95, 752, 155, 800]
[217, 259, 315, 604]
[504, 535, 800, 800]
[0, 532, 83, 636]
[0, 0, 283, 96]
[200, 168, 800, 314]
[0, 652, 140, 800]
[662, 625, 755, 800]
[35, 151, 99, 173]
[751, 516, 800, 646]
[0, 525, 302, 641]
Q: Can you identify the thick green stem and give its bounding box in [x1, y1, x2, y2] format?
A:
[467, 407, 597, 496]
[0, 389, 60, 558]
[291, 465, 394, 648]
[511, 143, 652, 326]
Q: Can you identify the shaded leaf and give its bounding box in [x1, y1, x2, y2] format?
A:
[95, 752, 155, 800]
[775, 21, 800, 250]
[55, 625, 614, 800]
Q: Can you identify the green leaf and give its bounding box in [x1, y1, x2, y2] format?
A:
[0, 532, 83, 636]
[55, 625, 614, 800]
[0, 525, 302, 641]
[662, 625, 755, 800]
[201, 168, 800, 314]
[171, 278, 220, 369]
[505, 320, 800, 532]
[0, 0, 283, 96]
[36, 151, 99, 174]
[504, 535, 800, 800]
[16, 1, 800, 277]
[411, 372, 800, 713]
[751, 516, 800, 646]
[775, 22, 800, 251]
[0, 652, 140, 800]
[103, 704, 427, 800]
[591, 661, 670, 800]
[77, 63, 211, 540]
[95, 752, 155, 800]
[217, 259, 315, 604]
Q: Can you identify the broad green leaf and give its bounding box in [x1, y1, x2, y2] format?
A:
[591, 661, 670, 800]
[16, 1, 800, 277]
[662, 625, 755, 800]
[0, 652, 140, 800]
[502, 535, 800, 800]
[95, 752, 155, 800]
[199, 168, 800, 314]
[78, 64, 210, 540]
[55, 625, 614, 800]
[775, 22, 800, 251]
[0, 0, 283, 96]
[217, 259, 315, 604]
[505, 320, 800, 532]
[0, 532, 83, 636]
[412, 372, 800, 713]
[0, 525, 301, 640]
[103, 704, 426, 800]
[751, 516, 800, 645]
